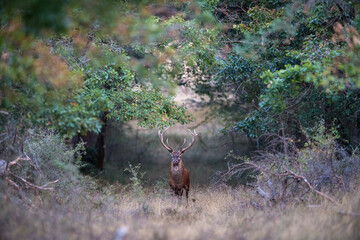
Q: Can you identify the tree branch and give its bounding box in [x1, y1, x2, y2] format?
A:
[276, 170, 339, 205]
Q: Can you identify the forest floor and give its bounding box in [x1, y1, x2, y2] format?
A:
[1, 183, 359, 240]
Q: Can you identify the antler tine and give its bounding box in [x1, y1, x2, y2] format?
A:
[188, 129, 197, 135]
[180, 129, 198, 153]
[162, 126, 170, 134]
[166, 138, 175, 151]
[178, 138, 187, 151]
[158, 127, 173, 152]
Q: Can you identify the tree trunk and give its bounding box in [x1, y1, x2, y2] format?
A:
[73, 113, 108, 171]
[95, 114, 107, 170]
[229, 131, 238, 154]
[349, 114, 360, 147]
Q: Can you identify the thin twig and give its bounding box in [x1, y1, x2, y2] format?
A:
[0, 110, 9, 115]
[8, 153, 41, 174]
[5, 177, 20, 190]
[8, 154, 31, 167]
[222, 40, 264, 46]
[9, 172, 58, 191]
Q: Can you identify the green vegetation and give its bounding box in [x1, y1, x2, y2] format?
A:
[1, 0, 360, 239]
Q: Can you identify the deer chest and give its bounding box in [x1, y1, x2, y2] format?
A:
[171, 165, 183, 184]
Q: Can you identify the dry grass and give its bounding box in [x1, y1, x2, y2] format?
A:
[2, 128, 358, 240]
[1, 184, 359, 240]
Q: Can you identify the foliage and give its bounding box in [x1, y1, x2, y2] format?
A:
[233, 53, 360, 144]
[1, 0, 223, 138]
[124, 162, 146, 198]
[185, 0, 360, 150]
[48, 66, 192, 136]
[3, 0, 359, 144]
[214, 54, 262, 101]
[233, 6, 283, 34]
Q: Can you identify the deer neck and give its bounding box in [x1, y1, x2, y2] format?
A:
[171, 160, 184, 183]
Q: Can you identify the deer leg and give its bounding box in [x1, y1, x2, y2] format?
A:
[172, 188, 179, 197]
[170, 188, 177, 204]
[175, 189, 182, 203]
[170, 188, 175, 197]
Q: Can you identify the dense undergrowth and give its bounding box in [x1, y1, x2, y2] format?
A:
[215, 122, 360, 206]
[1, 129, 360, 240]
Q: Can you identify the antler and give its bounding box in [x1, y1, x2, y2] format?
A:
[158, 127, 173, 152]
[166, 138, 175, 151]
[178, 138, 187, 151]
[180, 129, 198, 153]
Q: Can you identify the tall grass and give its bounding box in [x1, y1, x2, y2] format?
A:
[1, 183, 360, 240]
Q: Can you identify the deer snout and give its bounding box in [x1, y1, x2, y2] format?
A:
[172, 157, 180, 165]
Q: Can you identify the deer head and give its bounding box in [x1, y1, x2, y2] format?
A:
[158, 127, 198, 165]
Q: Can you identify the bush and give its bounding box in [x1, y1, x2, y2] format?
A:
[124, 162, 146, 198]
[1, 129, 90, 203]
[23, 130, 85, 191]
[217, 121, 360, 205]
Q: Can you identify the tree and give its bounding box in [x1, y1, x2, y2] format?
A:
[1, 0, 208, 169]
[62, 66, 191, 170]
[185, 0, 360, 149]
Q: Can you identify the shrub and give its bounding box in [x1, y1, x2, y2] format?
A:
[2, 129, 89, 202]
[217, 121, 360, 205]
[124, 162, 146, 198]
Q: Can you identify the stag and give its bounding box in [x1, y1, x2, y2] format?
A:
[158, 127, 198, 200]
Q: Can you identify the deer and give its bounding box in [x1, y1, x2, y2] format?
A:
[158, 127, 198, 201]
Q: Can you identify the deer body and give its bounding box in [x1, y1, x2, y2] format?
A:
[158, 128, 197, 200]
[169, 159, 190, 198]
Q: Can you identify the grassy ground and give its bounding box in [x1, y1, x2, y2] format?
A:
[1, 130, 359, 240]
[1, 183, 359, 240]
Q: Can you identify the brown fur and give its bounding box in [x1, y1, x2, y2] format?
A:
[169, 158, 190, 200]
